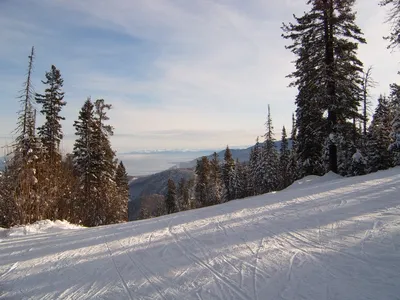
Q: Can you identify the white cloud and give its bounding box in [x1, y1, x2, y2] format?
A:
[1, 0, 400, 153]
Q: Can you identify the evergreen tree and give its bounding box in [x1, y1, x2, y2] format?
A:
[114, 161, 129, 222]
[234, 160, 249, 199]
[288, 114, 299, 183]
[73, 99, 97, 225]
[35, 65, 66, 164]
[282, 0, 366, 174]
[349, 148, 367, 176]
[260, 105, 279, 193]
[209, 152, 224, 205]
[249, 137, 263, 196]
[195, 156, 211, 207]
[389, 83, 400, 165]
[165, 178, 177, 214]
[5, 46, 42, 225]
[279, 126, 291, 189]
[72, 98, 120, 226]
[222, 146, 236, 201]
[177, 177, 190, 211]
[366, 95, 393, 172]
[380, 0, 400, 49]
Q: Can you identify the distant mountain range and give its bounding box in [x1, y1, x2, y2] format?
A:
[128, 139, 292, 220]
[177, 140, 290, 168]
[128, 168, 194, 220]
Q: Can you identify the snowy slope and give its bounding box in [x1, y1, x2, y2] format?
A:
[1, 168, 400, 300]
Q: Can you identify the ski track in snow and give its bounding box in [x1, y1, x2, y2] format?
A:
[1, 167, 400, 299]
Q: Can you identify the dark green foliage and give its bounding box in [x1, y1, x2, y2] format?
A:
[282, 0, 366, 174]
[177, 177, 190, 211]
[209, 152, 224, 205]
[222, 146, 236, 201]
[35, 65, 66, 164]
[279, 126, 291, 189]
[72, 98, 122, 226]
[165, 178, 177, 214]
[389, 84, 400, 165]
[288, 114, 299, 183]
[366, 95, 393, 172]
[195, 156, 211, 207]
[249, 137, 263, 196]
[380, 0, 400, 49]
[260, 105, 279, 193]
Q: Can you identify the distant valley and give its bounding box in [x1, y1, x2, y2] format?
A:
[127, 140, 291, 220]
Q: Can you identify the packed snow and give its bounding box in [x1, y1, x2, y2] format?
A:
[1, 168, 400, 299]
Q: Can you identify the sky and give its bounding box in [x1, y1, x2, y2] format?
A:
[1, 0, 399, 154]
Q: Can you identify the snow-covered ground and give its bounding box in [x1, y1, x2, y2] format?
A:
[1, 168, 400, 299]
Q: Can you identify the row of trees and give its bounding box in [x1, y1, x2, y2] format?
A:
[0, 47, 129, 227]
[155, 0, 400, 217]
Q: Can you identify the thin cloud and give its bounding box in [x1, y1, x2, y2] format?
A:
[0, 0, 399, 153]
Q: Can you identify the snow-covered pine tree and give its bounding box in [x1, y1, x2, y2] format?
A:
[288, 114, 299, 184]
[349, 148, 367, 176]
[209, 152, 224, 205]
[222, 146, 236, 201]
[249, 137, 263, 196]
[73, 98, 97, 225]
[388, 83, 400, 165]
[260, 105, 279, 193]
[233, 158, 241, 199]
[234, 159, 249, 199]
[366, 95, 393, 172]
[177, 177, 190, 211]
[92, 99, 120, 225]
[195, 156, 211, 207]
[282, 0, 366, 174]
[279, 126, 291, 190]
[34, 65, 67, 221]
[4, 46, 42, 226]
[380, 0, 400, 50]
[165, 178, 177, 214]
[114, 161, 129, 222]
[35, 65, 66, 165]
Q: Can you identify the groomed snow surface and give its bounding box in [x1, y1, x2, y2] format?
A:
[1, 168, 400, 299]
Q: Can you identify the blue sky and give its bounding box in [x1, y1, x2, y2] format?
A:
[1, 0, 399, 154]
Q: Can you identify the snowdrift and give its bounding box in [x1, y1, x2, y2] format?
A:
[1, 167, 400, 299]
[0, 220, 83, 239]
